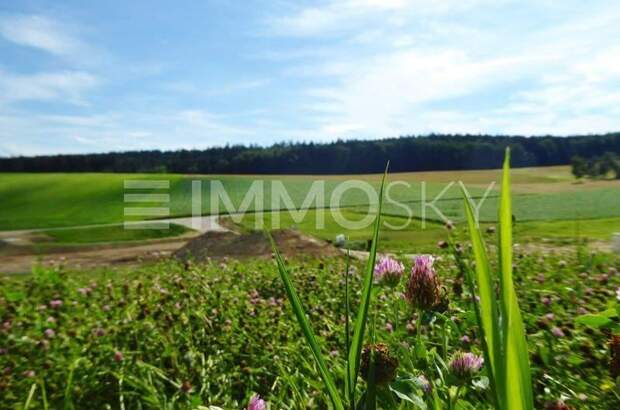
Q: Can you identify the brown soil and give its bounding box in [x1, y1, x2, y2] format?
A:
[0, 240, 187, 274]
[0, 228, 341, 274]
[174, 228, 341, 261]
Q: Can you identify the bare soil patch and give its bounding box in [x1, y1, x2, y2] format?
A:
[174, 228, 341, 261]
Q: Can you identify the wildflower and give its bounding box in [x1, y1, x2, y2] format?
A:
[114, 351, 124, 362]
[360, 343, 399, 385]
[541, 296, 552, 307]
[44, 328, 55, 338]
[102, 305, 110, 312]
[22, 370, 36, 378]
[180, 380, 193, 393]
[460, 335, 471, 344]
[610, 335, 620, 378]
[49, 299, 63, 309]
[437, 240, 448, 249]
[329, 350, 339, 358]
[247, 394, 267, 410]
[416, 375, 432, 394]
[551, 327, 565, 338]
[577, 307, 588, 315]
[77, 287, 92, 296]
[385, 322, 393, 333]
[405, 255, 440, 311]
[373, 256, 404, 287]
[544, 400, 574, 410]
[449, 352, 483, 380]
[94, 328, 106, 337]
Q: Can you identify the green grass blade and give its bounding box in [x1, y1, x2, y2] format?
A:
[498, 148, 534, 410]
[345, 247, 352, 406]
[269, 233, 345, 410]
[347, 162, 389, 395]
[461, 191, 502, 406]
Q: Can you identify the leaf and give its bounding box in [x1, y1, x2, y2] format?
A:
[347, 162, 389, 397]
[269, 234, 345, 410]
[576, 314, 612, 328]
[497, 148, 534, 410]
[389, 386, 427, 410]
[462, 187, 501, 404]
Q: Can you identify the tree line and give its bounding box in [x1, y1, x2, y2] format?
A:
[571, 152, 620, 179]
[1, 133, 619, 174]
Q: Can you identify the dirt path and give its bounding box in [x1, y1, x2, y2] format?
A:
[0, 239, 190, 274]
[0, 216, 231, 274]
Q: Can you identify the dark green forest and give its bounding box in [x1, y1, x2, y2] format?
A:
[1, 133, 619, 174]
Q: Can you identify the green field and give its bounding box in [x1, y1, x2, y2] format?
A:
[42, 223, 191, 244]
[0, 172, 482, 230]
[1, 167, 620, 250]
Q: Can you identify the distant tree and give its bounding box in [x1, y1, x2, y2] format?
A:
[571, 156, 588, 179]
[1, 133, 619, 174]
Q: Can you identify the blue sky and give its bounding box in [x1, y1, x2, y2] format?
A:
[1, 0, 619, 156]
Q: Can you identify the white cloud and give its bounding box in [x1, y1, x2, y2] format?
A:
[0, 14, 87, 57]
[0, 69, 98, 105]
[267, 0, 502, 37]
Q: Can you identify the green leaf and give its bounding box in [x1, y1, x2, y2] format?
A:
[575, 314, 612, 328]
[347, 162, 389, 397]
[497, 148, 534, 410]
[269, 234, 345, 410]
[462, 187, 501, 405]
[389, 385, 427, 410]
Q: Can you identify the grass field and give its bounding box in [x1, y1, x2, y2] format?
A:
[2, 166, 619, 231]
[0, 172, 482, 230]
[42, 223, 191, 244]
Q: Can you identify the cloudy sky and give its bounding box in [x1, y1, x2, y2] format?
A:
[1, 0, 619, 156]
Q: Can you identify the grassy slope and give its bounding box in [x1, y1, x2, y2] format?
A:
[43, 223, 190, 244]
[238, 209, 620, 252]
[0, 173, 484, 230]
[1, 167, 618, 232]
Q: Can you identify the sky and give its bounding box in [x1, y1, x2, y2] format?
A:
[0, 0, 619, 156]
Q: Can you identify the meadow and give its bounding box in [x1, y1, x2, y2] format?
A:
[1, 166, 619, 254]
[1, 163, 620, 409]
[1, 234, 619, 408]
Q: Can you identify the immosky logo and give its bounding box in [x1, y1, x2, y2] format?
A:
[123, 179, 496, 231]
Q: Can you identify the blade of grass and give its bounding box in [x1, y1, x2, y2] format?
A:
[345, 247, 352, 405]
[461, 190, 502, 406]
[24, 383, 37, 410]
[347, 162, 389, 398]
[498, 148, 534, 410]
[268, 233, 345, 410]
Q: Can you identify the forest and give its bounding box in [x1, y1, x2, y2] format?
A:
[1, 133, 620, 174]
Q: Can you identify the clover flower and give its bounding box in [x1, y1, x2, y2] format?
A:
[49, 299, 63, 309]
[360, 343, 399, 385]
[449, 351, 483, 379]
[416, 375, 432, 394]
[405, 255, 440, 310]
[114, 351, 124, 363]
[44, 328, 55, 338]
[247, 394, 267, 410]
[374, 256, 404, 287]
[551, 327, 565, 338]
